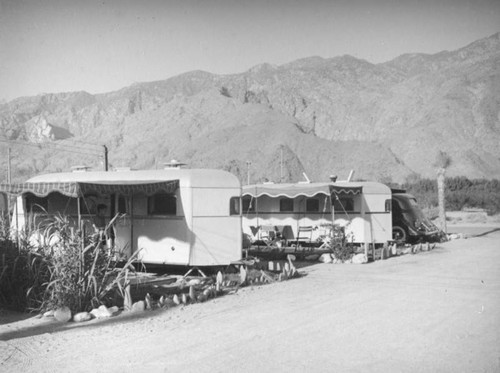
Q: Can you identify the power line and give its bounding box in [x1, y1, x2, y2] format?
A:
[0, 140, 99, 157]
[0, 135, 101, 153]
[0, 138, 101, 157]
[0, 136, 100, 154]
[63, 138, 104, 149]
[41, 141, 101, 154]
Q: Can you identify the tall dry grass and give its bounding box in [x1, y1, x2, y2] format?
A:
[0, 213, 138, 313]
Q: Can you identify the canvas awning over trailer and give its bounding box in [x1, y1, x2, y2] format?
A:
[242, 183, 362, 198]
[0, 180, 179, 198]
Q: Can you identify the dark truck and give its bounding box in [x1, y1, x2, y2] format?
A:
[391, 190, 445, 244]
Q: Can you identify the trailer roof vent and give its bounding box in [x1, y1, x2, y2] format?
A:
[71, 165, 91, 172]
[163, 159, 187, 169]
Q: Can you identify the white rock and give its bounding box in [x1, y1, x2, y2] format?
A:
[391, 244, 398, 256]
[351, 253, 368, 264]
[131, 300, 145, 313]
[173, 294, 180, 305]
[163, 297, 177, 307]
[54, 306, 72, 322]
[197, 293, 208, 302]
[43, 310, 55, 318]
[90, 305, 113, 318]
[73, 312, 92, 322]
[319, 253, 333, 263]
[239, 266, 247, 284]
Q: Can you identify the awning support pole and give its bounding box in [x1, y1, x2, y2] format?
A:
[130, 196, 134, 256]
[77, 197, 81, 228]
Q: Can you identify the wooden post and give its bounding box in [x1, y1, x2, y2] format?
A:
[7, 147, 11, 184]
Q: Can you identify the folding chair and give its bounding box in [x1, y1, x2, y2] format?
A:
[295, 226, 314, 247]
[317, 224, 334, 250]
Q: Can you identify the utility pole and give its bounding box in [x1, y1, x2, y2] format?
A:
[246, 161, 251, 185]
[7, 147, 11, 184]
[103, 145, 109, 171]
[280, 147, 283, 183]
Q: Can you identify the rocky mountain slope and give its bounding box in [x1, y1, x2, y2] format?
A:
[1, 32, 499, 184]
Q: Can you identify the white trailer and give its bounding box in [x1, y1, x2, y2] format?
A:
[242, 180, 392, 247]
[1, 168, 242, 267]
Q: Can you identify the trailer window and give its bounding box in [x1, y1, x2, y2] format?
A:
[306, 198, 320, 212]
[229, 197, 240, 216]
[148, 193, 176, 215]
[80, 194, 98, 215]
[333, 196, 354, 212]
[242, 197, 255, 213]
[26, 194, 48, 213]
[118, 196, 127, 214]
[280, 198, 294, 212]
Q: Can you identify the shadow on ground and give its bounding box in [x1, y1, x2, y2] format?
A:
[473, 227, 500, 237]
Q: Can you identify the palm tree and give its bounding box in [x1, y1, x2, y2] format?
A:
[434, 151, 451, 235]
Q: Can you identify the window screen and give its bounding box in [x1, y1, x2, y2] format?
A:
[118, 196, 127, 214]
[148, 193, 177, 215]
[306, 198, 320, 212]
[333, 197, 354, 212]
[26, 194, 48, 213]
[242, 197, 255, 213]
[229, 197, 240, 216]
[279, 198, 294, 212]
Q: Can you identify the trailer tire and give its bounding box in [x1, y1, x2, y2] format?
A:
[392, 226, 407, 243]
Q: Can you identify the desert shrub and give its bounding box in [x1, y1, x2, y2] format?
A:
[0, 215, 47, 311]
[0, 213, 138, 313]
[0, 229, 45, 311]
[330, 241, 357, 262]
[327, 226, 356, 262]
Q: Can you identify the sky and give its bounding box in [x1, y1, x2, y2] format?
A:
[0, 0, 499, 101]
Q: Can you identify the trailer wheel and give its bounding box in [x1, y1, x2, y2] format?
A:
[392, 226, 407, 243]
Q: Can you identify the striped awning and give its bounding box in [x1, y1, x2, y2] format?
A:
[0, 180, 179, 198]
[242, 183, 362, 198]
[330, 184, 362, 195]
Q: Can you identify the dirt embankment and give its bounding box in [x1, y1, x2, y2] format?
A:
[1, 228, 500, 373]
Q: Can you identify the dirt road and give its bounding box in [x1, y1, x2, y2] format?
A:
[2, 229, 500, 372]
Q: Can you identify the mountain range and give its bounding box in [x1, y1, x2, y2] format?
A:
[1, 32, 499, 184]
